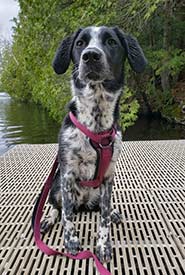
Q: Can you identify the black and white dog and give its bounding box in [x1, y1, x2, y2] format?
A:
[41, 26, 147, 262]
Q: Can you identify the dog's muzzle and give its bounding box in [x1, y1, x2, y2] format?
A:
[79, 47, 105, 81]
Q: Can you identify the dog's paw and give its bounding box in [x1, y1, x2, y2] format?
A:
[40, 218, 53, 234]
[40, 209, 59, 234]
[65, 235, 81, 255]
[111, 209, 123, 224]
[96, 240, 112, 263]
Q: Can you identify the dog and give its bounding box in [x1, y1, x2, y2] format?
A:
[41, 26, 147, 263]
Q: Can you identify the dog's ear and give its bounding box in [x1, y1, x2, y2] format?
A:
[114, 27, 147, 73]
[52, 28, 82, 74]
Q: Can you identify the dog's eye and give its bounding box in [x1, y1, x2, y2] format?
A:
[107, 38, 117, 46]
[76, 40, 85, 47]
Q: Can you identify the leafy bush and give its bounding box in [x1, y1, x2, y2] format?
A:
[120, 87, 140, 131]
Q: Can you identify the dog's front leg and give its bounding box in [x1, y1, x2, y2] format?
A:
[96, 176, 113, 263]
[61, 173, 80, 255]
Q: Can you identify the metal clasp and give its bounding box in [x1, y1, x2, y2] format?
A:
[99, 138, 114, 149]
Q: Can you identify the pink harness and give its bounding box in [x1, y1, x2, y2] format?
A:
[32, 112, 116, 275]
[69, 112, 116, 188]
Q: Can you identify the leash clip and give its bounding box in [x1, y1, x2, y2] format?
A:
[99, 138, 114, 149]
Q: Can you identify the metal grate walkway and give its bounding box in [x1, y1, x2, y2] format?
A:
[0, 140, 185, 275]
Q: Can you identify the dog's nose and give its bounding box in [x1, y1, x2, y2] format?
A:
[82, 48, 102, 63]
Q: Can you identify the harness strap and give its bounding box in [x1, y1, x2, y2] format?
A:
[69, 112, 116, 144]
[32, 156, 111, 275]
[69, 112, 116, 188]
[80, 145, 113, 188]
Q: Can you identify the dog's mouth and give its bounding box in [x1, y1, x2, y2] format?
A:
[78, 61, 112, 83]
[85, 72, 100, 81]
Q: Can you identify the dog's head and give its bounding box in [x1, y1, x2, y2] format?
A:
[53, 26, 147, 85]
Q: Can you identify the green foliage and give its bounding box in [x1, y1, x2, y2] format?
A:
[114, 0, 164, 35]
[1, 0, 185, 128]
[116, 0, 185, 123]
[120, 87, 140, 131]
[148, 48, 185, 78]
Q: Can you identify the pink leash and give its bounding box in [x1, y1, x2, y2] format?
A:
[33, 156, 111, 275]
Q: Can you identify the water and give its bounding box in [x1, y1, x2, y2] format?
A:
[124, 115, 185, 141]
[0, 92, 60, 155]
[0, 92, 185, 155]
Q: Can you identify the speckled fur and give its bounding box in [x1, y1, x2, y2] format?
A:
[41, 26, 147, 263]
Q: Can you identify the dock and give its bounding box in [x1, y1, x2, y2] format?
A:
[0, 140, 185, 275]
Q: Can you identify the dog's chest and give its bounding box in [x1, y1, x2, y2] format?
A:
[63, 127, 97, 181]
[76, 85, 118, 132]
[78, 140, 97, 181]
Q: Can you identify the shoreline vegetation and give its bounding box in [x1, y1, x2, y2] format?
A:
[1, 91, 184, 157]
[0, 0, 184, 130]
